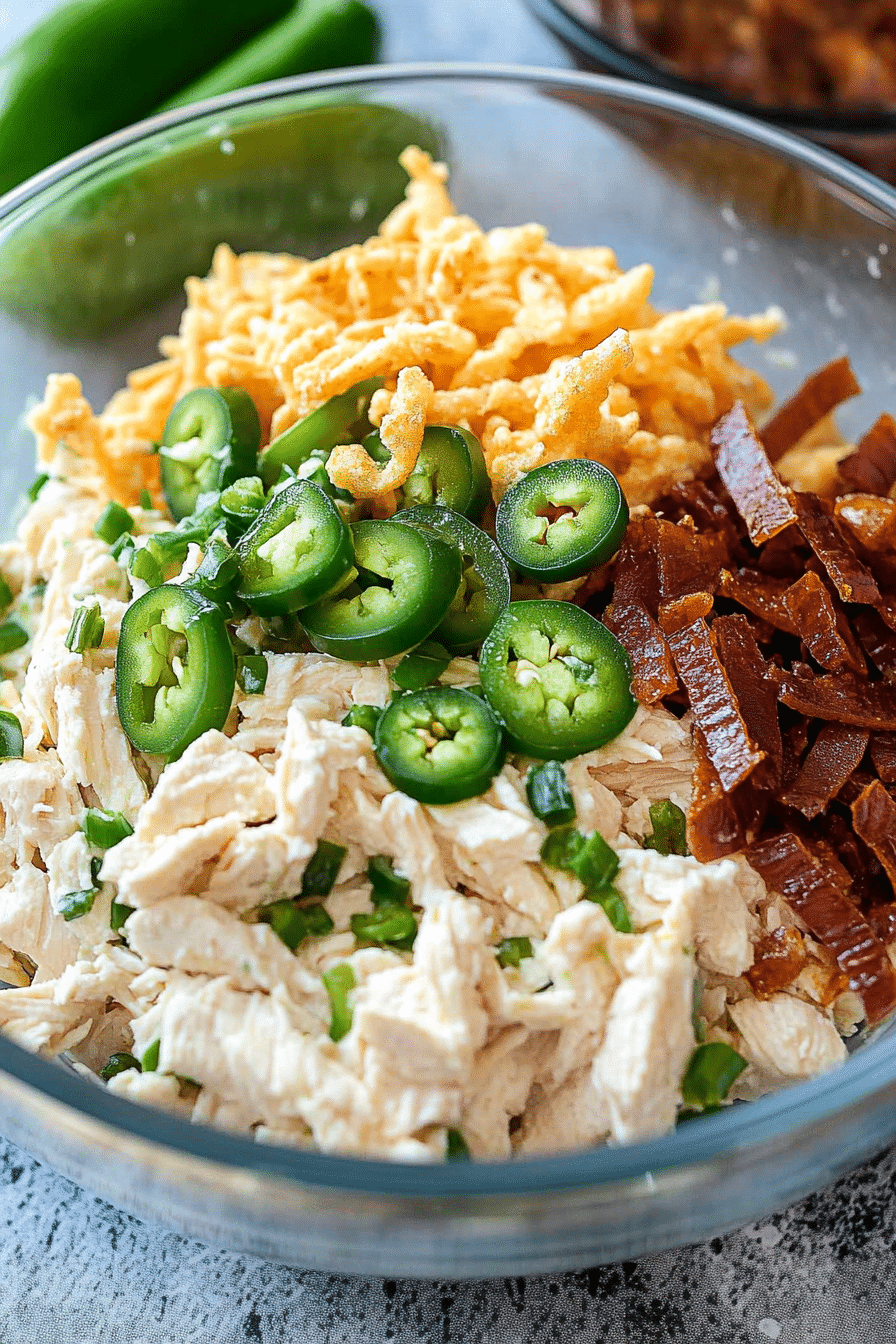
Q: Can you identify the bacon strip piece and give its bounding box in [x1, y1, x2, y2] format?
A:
[719, 568, 798, 635]
[667, 617, 765, 792]
[853, 608, 896, 684]
[781, 571, 865, 673]
[852, 780, 896, 896]
[711, 402, 798, 545]
[712, 613, 783, 791]
[605, 601, 678, 705]
[605, 515, 678, 705]
[746, 831, 896, 1025]
[839, 414, 896, 496]
[770, 665, 896, 729]
[686, 729, 747, 863]
[869, 732, 896, 783]
[760, 356, 862, 463]
[793, 493, 881, 606]
[781, 724, 870, 819]
[835, 492, 896, 554]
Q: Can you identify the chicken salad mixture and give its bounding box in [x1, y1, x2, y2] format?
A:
[0, 147, 883, 1160]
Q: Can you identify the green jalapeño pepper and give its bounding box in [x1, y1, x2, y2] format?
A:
[234, 480, 353, 617]
[301, 518, 462, 661]
[160, 387, 261, 522]
[116, 585, 235, 759]
[496, 459, 628, 582]
[368, 424, 490, 522]
[480, 601, 636, 760]
[398, 505, 511, 654]
[374, 687, 505, 805]
[259, 378, 383, 487]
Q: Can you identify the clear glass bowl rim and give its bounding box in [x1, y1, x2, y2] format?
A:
[1, 62, 896, 1199]
[526, 0, 896, 136]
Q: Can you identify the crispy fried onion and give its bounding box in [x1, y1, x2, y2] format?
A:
[327, 365, 434, 499]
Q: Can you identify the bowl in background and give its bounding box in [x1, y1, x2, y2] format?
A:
[1, 64, 896, 1278]
[527, 0, 896, 183]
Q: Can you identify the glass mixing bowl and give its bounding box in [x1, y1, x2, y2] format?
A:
[527, 0, 896, 183]
[0, 64, 895, 1280]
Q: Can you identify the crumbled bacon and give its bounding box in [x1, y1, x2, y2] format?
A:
[746, 833, 896, 1025]
[604, 515, 678, 704]
[746, 925, 807, 998]
[760, 356, 862, 463]
[869, 732, 896, 783]
[781, 571, 865, 673]
[770, 665, 896, 729]
[839, 415, 896, 496]
[666, 617, 766, 792]
[607, 366, 896, 1027]
[710, 402, 798, 545]
[781, 724, 870, 818]
[712, 614, 783, 790]
[852, 780, 896, 894]
[792, 492, 881, 606]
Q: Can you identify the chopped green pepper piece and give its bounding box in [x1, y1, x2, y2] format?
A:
[0, 710, 23, 760]
[260, 898, 335, 952]
[94, 500, 135, 545]
[129, 546, 164, 589]
[0, 619, 29, 656]
[350, 906, 417, 950]
[260, 898, 307, 953]
[568, 830, 620, 891]
[58, 888, 97, 921]
[100, 1051, 142, 1081]
[323, 963, 355, 1042]
[146, 531, 191, 574]
[141, 1039, 161, 1073]
[301, 840, 346, 898]
[681, 1042, 748, 1111]
[236, 654, 268, 696]
[526, 761, 576, 829]
[220, 476, 265, 535]
[342, 704, 383, 736]
[540, 825, 582, 871]
[541, 826, 631, 929]
[194, 533, 240, 595]
[496, 936, 533, 968]
[446, 1128, 471, 1161]
[367, 855, 411, 907]
[302, 903, 335, 939]
[139, 489, 153, 510]
[644, 799, 690, 857]
[82, 809, 134, 850]
[392, 640, 452, 693]
[0, 577, 13, 612]
[26, 473, 49, 503]
[110, 533, 136, 567]
[585, 888, 633, 933]
[65, 603, 105, 654]
[110, 901, 134, 933]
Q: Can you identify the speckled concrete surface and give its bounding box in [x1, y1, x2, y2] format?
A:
[1, 1136, 896, 1342]
[3, 1, 896, 1339]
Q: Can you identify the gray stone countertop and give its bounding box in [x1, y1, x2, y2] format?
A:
[1, 1, 896, 1340]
